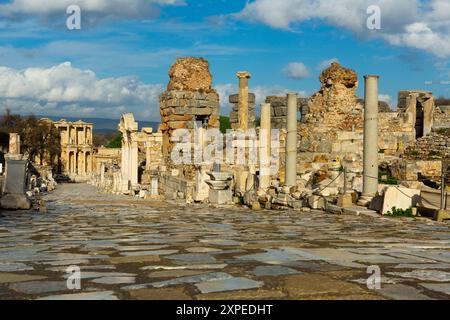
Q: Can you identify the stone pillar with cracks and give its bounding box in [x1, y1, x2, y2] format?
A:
[237, 71, 251, 132]
[285, 93, 298, 187]
[259, 103, 271, 190]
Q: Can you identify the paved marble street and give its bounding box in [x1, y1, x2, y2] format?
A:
[0, 183, 449, 300]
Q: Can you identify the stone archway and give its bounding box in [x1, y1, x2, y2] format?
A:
[85, 152, 92, 174]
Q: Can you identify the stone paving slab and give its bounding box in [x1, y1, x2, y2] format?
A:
[0, 183, 449, 300]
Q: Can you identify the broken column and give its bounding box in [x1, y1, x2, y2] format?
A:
[259, 103, 271, 190]
[9, 133, 21, 155]
[285, 93, 298, 187]
[206, 171, 233, 205]
[360, 75, 379, 204]
[119, 113, 139, 193]
[237, 71, 251, 131]
[1, 134, 30, 210]
[160, 57, 220, 159]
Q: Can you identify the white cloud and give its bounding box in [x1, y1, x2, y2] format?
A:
[0, 62, 163, 120]
[0, 0, 184, 21]
[235, 0, 450, 58]
[283, 62, 310, 79]
[317, 58, 339, 71]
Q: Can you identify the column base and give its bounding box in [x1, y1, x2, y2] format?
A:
[435, 210, 450, 222]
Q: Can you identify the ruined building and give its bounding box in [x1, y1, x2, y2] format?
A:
[51, 119, 95, 182]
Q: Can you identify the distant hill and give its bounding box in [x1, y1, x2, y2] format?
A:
[37, 116, 159, 133]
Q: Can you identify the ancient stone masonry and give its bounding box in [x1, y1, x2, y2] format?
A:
[91, 114, 163, 197]
[398, 90, 435, 138]
[158, 57, 221, 201]
[229, 72, 256, 130]
[160, 57, 220, 160]
[433, 105, 450, 130]
[118, 113, 163, 194]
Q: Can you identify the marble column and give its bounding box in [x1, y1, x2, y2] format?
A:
[361, 75, 379, 201]
[144, 142, 149, 171]
[130, 140, 139, 186]
[285, 93, 298, 187]
[259, 103, 271, 190]
[121, 140, 130, 191]
[237, 71, 251, 132]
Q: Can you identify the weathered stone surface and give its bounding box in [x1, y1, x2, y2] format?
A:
[127, 288, 192, 300]
[195, 277, 263, 294]
[0, 273, 47, 284]
[1, 183, 450, 300]
[38, 291, 118, 300]
[281, 274, 369, 298]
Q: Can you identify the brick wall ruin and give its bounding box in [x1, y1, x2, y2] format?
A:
[229, 93, 256, 130]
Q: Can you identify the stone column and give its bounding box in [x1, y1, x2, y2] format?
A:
[130, 140, 139, 186]
[67, 126, 71, 144]
[361, 75, 379, 202]
[259, 103, 271, 190]
[145, 142, 151, 171]
[121, 141, 129, 191]
[285, 93, 298, 187]
[237, 71, 251, 131]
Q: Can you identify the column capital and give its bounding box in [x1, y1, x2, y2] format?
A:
[364, 75, 380, 79]
[236, 71, 251, 79]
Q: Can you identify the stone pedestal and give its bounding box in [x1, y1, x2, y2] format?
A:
[337, 194, 353, 208]
[0, 160, 31, 210]
[237, 71, 251, 132]
[194, 166, 210, 202]
[9, 133, 21, 155]
[359, 75, 379, 205]
[206, 171, 233, 205]
[209, 189, 232, 205]
[259, 103, 271, 190]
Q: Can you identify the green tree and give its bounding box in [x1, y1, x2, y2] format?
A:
[106, 133, 122, 148]
[219, 116, 231, 133]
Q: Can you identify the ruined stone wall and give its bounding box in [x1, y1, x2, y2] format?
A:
[159, 170, 195, 202]
[229, 93, 256, 130]
[390, 160, 443, 184]
[378, 112, 415, 155]
[404, 131, 450, 161]
[295, 63, 364, 180]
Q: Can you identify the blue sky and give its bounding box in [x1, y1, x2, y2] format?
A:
[0, 0, 449, 121]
